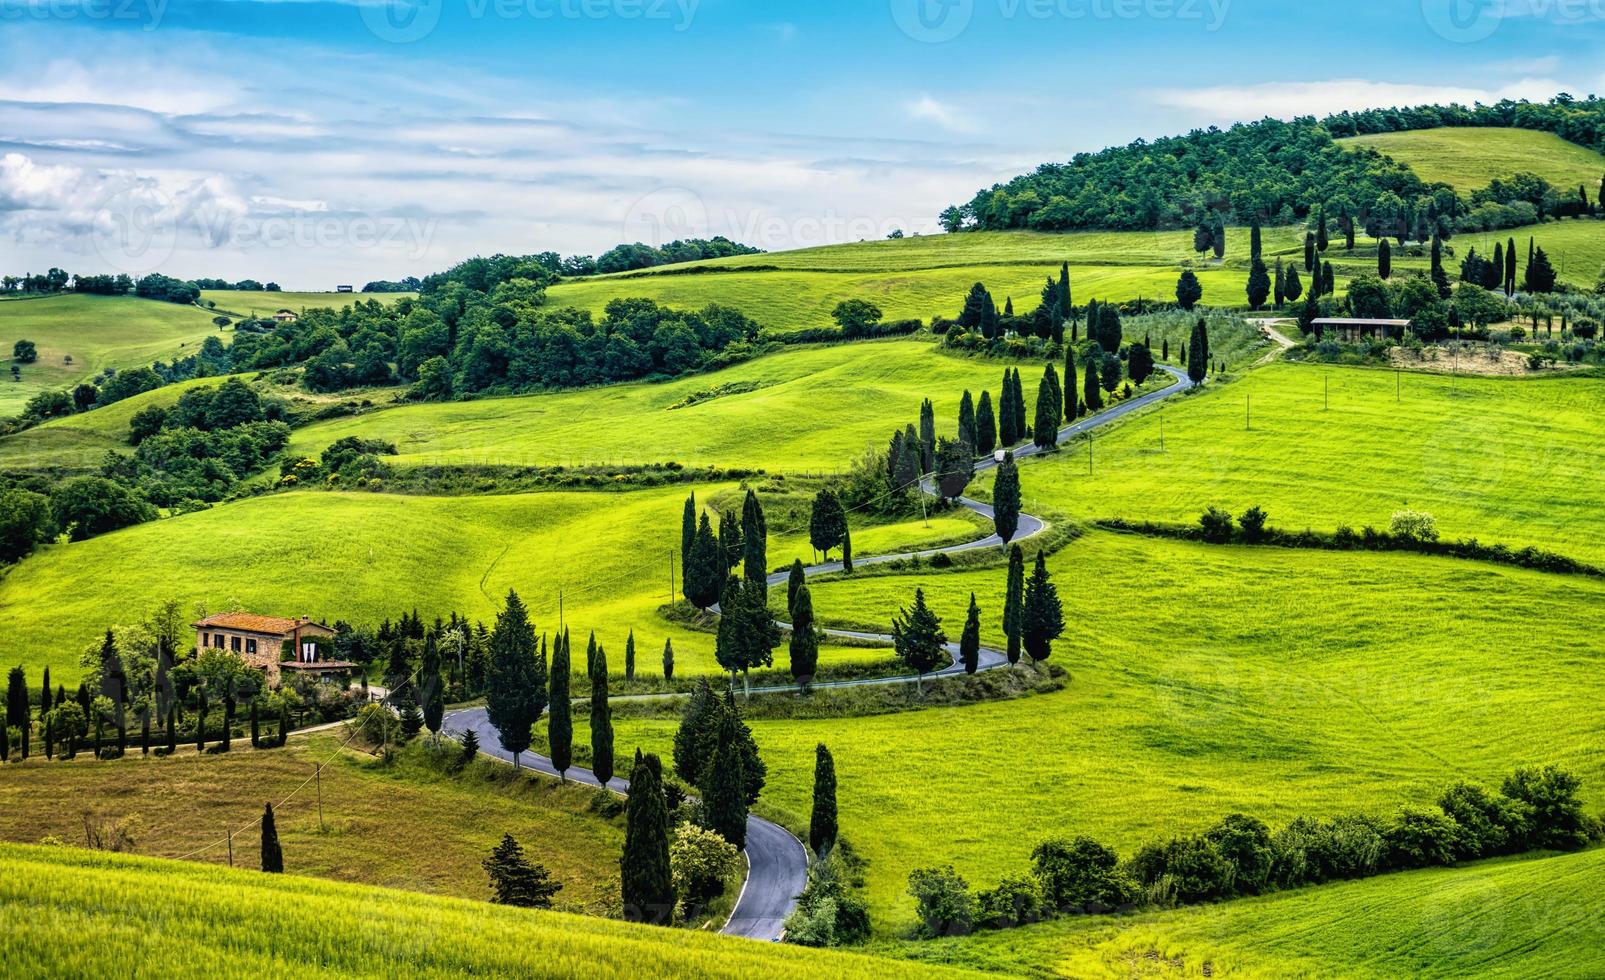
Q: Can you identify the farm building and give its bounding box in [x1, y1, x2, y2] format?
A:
[1313, 318, 1413, 342]
[193, 612, 353, 685]
[272, 309, 299, 324]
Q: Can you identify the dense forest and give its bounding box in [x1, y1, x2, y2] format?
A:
[949, 96, 1605, 235]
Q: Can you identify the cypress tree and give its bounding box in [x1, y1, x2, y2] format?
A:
[1083, 352, 1103, 412]
[1379, 238, 1392, 278]
[1003, 545, 1025, 666]
[787, 559, 807, 616]
[841, 524, 853, 574]
[261, 803, 284, 873]
[484, 833, 562, 908]
[957, 390, 976, 449]
[40, 666, 51, 717]
[1246, 256, 1271, 310]
[918, 399, 936, 472]
[1506, 236, 1518, 294]
[590, 644, 614, 790]
[585, 631, 599, 680]
[43, 715, 53, 760]
[673, 678, 718, 784]
[1323, 261, 1335, 296]
[166, 704, 176, 754]
[998, 371, 1017, 446]
[486, 590, 543, 769]
[1162, 338, 1170, 361]
[279, 704, 291, 747]
[703, 708, 750, 848]
[809, 743, 838, 856]
[685, 513, 723, 610]
[624, 630, 636, 681]
[1059, 262, 1072, 316]
[621, 750, 674, 924]
[891, 589, 947, 695]
[1273, 259, 1285, 308]
[680, 493, 696, 573]
[741, 489, 767, 591]
[789, 584, 820, 687]
[1250, 221, 1263, 261]
[1285, 265, 1303, 303]
[548, 631, 572, 780]
[1011, 369, 1027, 442]
[993, 452, 1021, 543]
[1064, 345, 1078, 420]
[1431, 233, 1451, 298]
[975, 390, 997, 455]
[1304, 231, 1315, 271]
[1021, 551, 1066, 665]
[1188, 318, 1210, 385]
[1033, 369, 1059, 449]
[662, 638, 674, 680]
[718, 509, 742, 574]
[960, 593, 981, 675]
[0, 721, 7, 763]
[196, 689, 207, 754]
[250, 700, 260, 748]
[1492, 241, 1504, 287]
[140, 708, 150, 755]
[422, 631, 445, 745]
[1315, 206, 1329, 252]
[5, 666, 25, 729]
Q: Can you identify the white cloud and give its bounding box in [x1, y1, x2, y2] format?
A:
[906, 94, 977, 134]
[1489, 55, 1561, 74]
[1154, 78, 1568, 121]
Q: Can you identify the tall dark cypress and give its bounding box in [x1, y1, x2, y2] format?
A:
[1064, 345, 1078, 420]
[621, 751, 674, 924]
[624, 631, 636, 681]
[703, 708, 750, 849]
[590, 644, 614, 790]
[1058, 262, 1072, 316]
[787, 559, 807, 616]
[957, 390, 976, 449]
[1011, 369, 1027, 440]
[998, 371, 1017, 446]
[1188, 318, 1209, 385]
[486, 590, 543, 769]
[1379, 238, 1392, 279]
[741, 489, 767, 590]
[1083, 352, 1103, 412]
[960, 593, 982, 675]
[1034, 370, 1059, 450]
[993, 452, 1021, 543]
[548, 631, 572, 780]
[5, 666, 25, 730]
[662, 639, 674, 680]
[1304, 231, 1316, 272]
[1021, 551, 1066, 665]
[918, 399, 936, 472]
[261, 803, 284, 873]
[680, 493, 696, 574]
[809, 743, 838, 856]
[975, 390, 997, 455]
[1505, 237, 1518, 294]
[1003, 545, 1025, 666]
[789, 584, 820, 686]
[717, 509, 742, 574]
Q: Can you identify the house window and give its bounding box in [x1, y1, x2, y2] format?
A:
[246, 639, 257, 655]
[231, 636, 242, 653]
[301, 641, 317, 663]
[212, 633, 223, 648]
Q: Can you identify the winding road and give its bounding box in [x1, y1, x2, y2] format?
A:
[444, 362, 1196, 942]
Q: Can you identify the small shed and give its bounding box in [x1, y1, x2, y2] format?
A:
[272, 309, 299, 324]
[1312, 318, 1412, 343]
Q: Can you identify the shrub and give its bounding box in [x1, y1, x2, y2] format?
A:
[1311, 814, 1387, 881]
[1031, 836, 1134, 913]
[1198, 506, 1235, 544]
[1437, 781, 1526, 859]
[907, 865, 973, 937]
[1205, 814, 1273, 895]
[1501, 765, 1594, 852]
[1389, 509, 1440, 543]
[1128, 836, 1234, 905]
[974, 874, 1043, 930]
[1384, 805, 1462, 868]
[670, 821, 742, 910]
[784, 845, 870, 947]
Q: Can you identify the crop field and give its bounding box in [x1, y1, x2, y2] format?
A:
[200, 290, 416, 317]
[882, 848, 1605, 978]
[0, 844, 970, 979]
[547, 264, 1254, 332]
[0, 295, 221, 418]
[0, 736, 623, 911]
[0, 482, 968, 684]
[284, 340, 1037, 473]
[1340, 127, 1605, 193]
[1016, 361, 1605, 565]
[601, 531, 1605, 932]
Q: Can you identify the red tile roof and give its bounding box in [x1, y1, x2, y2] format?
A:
[192, 613, 333, 636]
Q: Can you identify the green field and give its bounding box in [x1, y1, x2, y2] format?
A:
[881, 848, 1605, 978]
[1018, 361, 1605, 565]
[601, 531, 1605, 932]
[284, 340, 1041, 474]
[549, 265, 1252, 332]
[0, 481, 974, 684]
[0, 295, 221, 418]
[1341, 127, 1605, 193]
[0, 843, 971, 979]
[200, 290, 416, 318]
[0, 735, 623, 911]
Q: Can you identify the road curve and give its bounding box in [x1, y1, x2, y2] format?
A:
[443, 363, 1196, 942]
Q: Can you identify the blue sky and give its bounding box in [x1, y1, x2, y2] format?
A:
[0, 0, 1599, 286]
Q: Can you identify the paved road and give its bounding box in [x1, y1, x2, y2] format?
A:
[441, 363, 1196, 943]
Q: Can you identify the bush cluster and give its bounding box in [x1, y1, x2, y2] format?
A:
[908, 766, 1599, 938]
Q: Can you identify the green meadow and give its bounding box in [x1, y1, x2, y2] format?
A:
[283, 340, 1033, 473]
[1, 374, 231, 472]
[1017, 361, 1605, 565]
[200, 290, 416, 317]
[601, 531, 1605, 932]
[1340, 126, 1605, 193]
[881, 847, 1605, 978]
[0, 844, 972, 979]
[0, 482, 976, 684]
[0, 294, 220, 418]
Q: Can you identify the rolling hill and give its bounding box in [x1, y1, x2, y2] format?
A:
[1340, 127, 1605, 193]
[200, 290, 417, 318]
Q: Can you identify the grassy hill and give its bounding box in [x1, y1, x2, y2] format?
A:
[881, 848, 1605, 978]
[200, 290, 416, 318]
[0, 843, 973, 978]
[607, 531, 1605, 932]
[0, 295, 221, 418]
[1341, 127, 1605, 193]
[0, 735, 623, 911]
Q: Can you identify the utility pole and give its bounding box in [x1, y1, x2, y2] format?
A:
[227, 831, 233, 868]
[316, 764, 325, 831]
